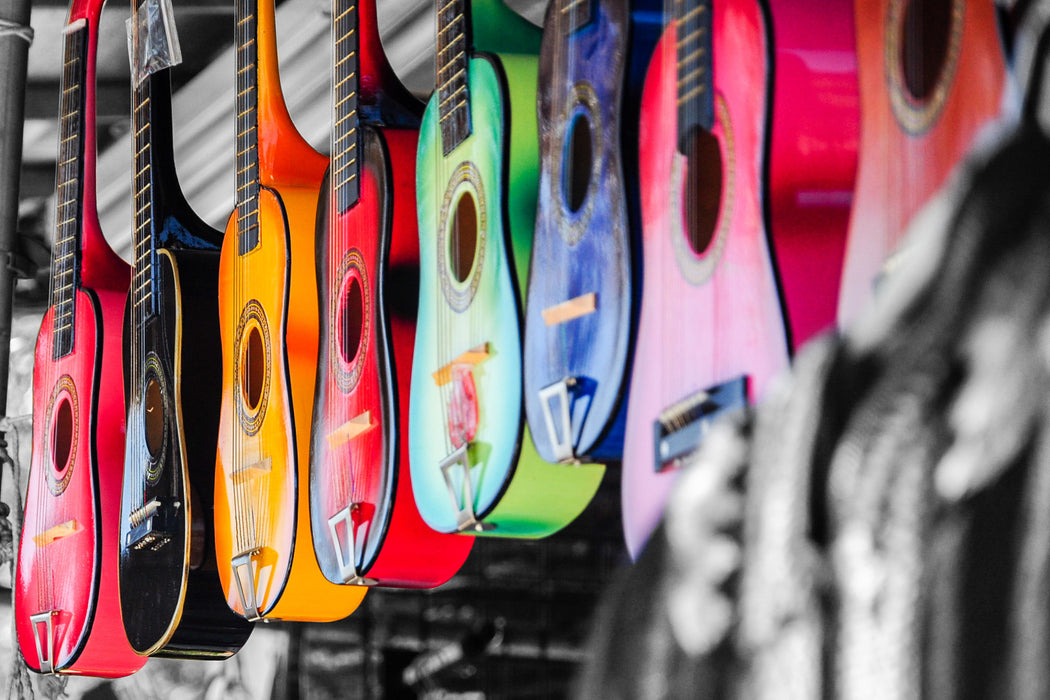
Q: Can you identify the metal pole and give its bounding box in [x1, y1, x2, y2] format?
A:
[0, 0, 33, 419]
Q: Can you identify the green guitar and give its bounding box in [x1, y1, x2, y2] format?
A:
[409, 0, 605, 536]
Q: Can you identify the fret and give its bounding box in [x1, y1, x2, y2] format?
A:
[332, 0, 361, 212]
[561, 0, 592, 34]
[675, 0, 714, 146]
[129, 67, 158, 319]
[436, 0, 471, 155]
[236, 0, 260, 254]
[50, 21, 88, 360]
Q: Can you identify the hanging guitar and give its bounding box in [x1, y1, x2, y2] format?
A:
[620, 0, 859, 556]
[837, 0, 1006, 324]
[410, 0, 605, 537]
[523, 0, 661, 464]
[213, 0, 366, 620]
[117, 7, 253, 656]
[310, 0, 473, 587]
[15, 0, 145, 676]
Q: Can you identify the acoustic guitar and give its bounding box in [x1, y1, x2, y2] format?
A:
[837, 0, 1006, 324]
[410, 0, 605, 536]
[310, 0, 473, 587]
[117, 42, 254, 654]
[15, 0, 145, 676]
[523, 0, 661, 464]
[213, 0, 365, 620]
[620, 0, 859, 557]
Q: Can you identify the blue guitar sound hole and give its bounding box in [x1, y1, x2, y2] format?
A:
[563, 111, 594, 214]
[450, 191, 479, 284]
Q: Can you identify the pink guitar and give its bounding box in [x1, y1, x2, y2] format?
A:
[15, 0, 145, 677]
[620, 0, 859, 557]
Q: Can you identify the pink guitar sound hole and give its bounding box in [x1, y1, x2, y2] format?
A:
[447, 366, 479, 449]
[684, 128, 724, 257]
[900, 0, 952, 102]
[338, 275, 365, 365]
[52, 395, 74, 473]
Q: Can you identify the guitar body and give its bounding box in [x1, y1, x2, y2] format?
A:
[620, 0, 789, 557]
[411, 47, 604, 537]
[120, 247, 253, 656]
[18, 287, 143, 676]
[524, 0, 660, 464]
[312, 126, 472, 587]
[837, 0, 1006, 324]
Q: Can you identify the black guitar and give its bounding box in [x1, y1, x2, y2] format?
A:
[118, 66, 253, 657]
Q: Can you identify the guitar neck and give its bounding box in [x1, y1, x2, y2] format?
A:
[437, 0, 472, 155]
[235, 0, 262, 254]
[50, 19, 89, 360]
[130, 76, 157, 321]
[673, 0, 714, 151]
[331, 0, 361, 212]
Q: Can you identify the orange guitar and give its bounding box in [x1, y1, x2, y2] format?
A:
[837, 0, 1007, 324]
[213, 0, 365, 620]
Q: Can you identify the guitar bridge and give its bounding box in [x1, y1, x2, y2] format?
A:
[327, 504, 378, 586]
[439, 444, 495, 533]
[326, 411, 375, 450]
[32, 519, 80, 547]
[538, 377, 578, 463]
[29, 610, 58, 674]
[126, 498, 179, 551]
[653, 376, 748, 472]
[231, 457, 272, 484]
[432, 343, 491, 386]
[541, 292, 597, 326]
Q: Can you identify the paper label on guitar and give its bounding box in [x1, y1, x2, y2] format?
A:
[125, 0, 182, 86]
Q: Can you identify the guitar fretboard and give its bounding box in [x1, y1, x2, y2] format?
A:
[674, 0, 714, 150]
[560, 0, 592, 34]
[51, 22, 89, 360]
[235, 0, 261, 255]
[131, 77, 156, 320]
[332, 0, 360, 212]
[436, 0, 472, 155]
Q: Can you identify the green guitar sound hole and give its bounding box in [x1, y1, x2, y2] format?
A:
[450, 191, 479, 284]
[564, 112, 593, 214]
[52, 396, 73, 473]
[242, 326, 266, 412]
[900, 0, 952, 102]
[143, 377, 165, 459]
[339, 277, 365, 365]
[684, 128, 723, 257]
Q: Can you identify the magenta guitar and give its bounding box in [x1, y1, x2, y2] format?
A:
[620, 0, 858, 557]
[15, 0, 146, 676]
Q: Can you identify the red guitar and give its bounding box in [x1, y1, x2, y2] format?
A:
[15, 0, 146, 677]
[620, 0, 859, 556]
[309, 0, 472, 587]
[837, 0, 1006, 324]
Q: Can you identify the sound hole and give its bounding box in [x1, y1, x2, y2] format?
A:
[450, 192, 479, 284]
[339, 277, 365, 365]
[143, 377, 165, 458]
[683, 128, 723, 256]
[563, 112, 593, 214]
[900, 0, 952, 102]
[52, 396, 73, 473]
[242, 326, 266, 412]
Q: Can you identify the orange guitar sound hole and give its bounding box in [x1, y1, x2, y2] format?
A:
[450, 192, 479, 284]
[900, 0, 952, 102]
[339, 276, 365, 365]
[52, 396, 74, 473]
[684, 128, 723, 256]
[242, 326, 266, 412]
[143, 377, 165, 458]
[564, 112, 594, 214]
